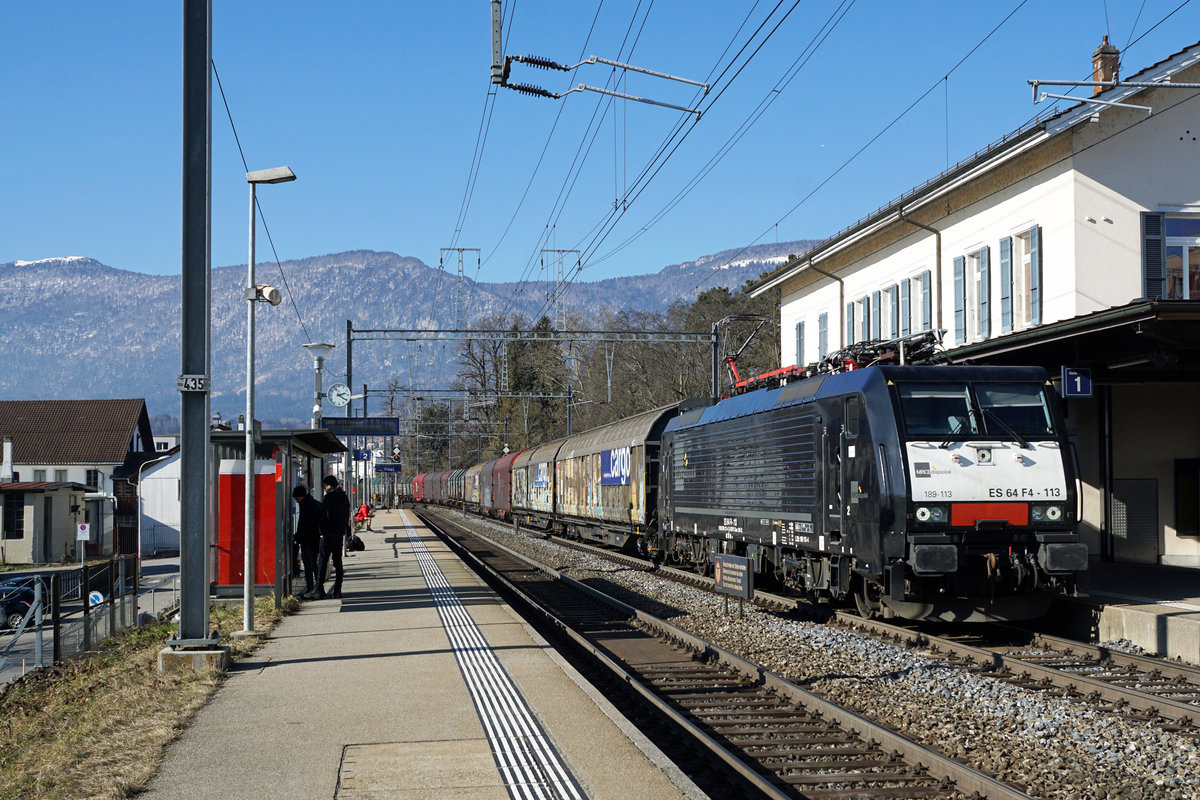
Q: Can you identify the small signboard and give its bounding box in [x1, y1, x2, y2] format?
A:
[88, 591, 105, 607]
[375, 464, 404, 473]
[714, 554, 753, 600]
[1061, 367, 1093, 398]
[76, 523, 91, 541]
[353, 449, 371, 461]
[325, 417, 400, 436]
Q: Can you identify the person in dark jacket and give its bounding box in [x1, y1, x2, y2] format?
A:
[292, 485, 322, 598]
[317, 475, 350, 598]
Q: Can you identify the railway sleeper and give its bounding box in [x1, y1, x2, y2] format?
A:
[802, 787, 959, 800]
[778, 770, 944, 786]
[721, 734, 863, 747]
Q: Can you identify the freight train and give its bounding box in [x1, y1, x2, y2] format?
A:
[406, 359, 1087, 622]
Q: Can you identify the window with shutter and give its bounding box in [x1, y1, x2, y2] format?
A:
[1142, 212, 1165, 300]
[818, 313, 828, 358]
[1030, 225, 1042, 324]
[870, 291, 881, 340]
[1000, 236, 1013, 333]
[795, 321, 805, 367]
[888, 283, 899, 338]
[860, 296, 870, 342]
[846, 302, 855, 344]
[920, 270, 932, 331]
[953, 256, 966, 343]
[979, 246, 991, 339]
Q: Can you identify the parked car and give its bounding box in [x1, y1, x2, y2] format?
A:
[0, 584, 35, 630]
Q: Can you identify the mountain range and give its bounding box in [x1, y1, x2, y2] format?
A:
[0, 241, 815, 427]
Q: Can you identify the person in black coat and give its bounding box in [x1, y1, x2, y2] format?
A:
[317, 475, 350, 598]
[291, 485, 322, 598]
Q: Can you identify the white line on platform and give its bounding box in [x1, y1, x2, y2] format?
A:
[408, 526, 587, 800]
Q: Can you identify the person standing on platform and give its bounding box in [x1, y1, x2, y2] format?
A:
[317, 475, 350, 599]
[291, 485, 322, 598]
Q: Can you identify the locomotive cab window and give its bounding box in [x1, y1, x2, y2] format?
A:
[896, 383, 978, 436]
[975, 383, 1055, 436]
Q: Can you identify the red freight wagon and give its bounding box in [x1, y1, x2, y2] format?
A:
[486, 450, 526, 520]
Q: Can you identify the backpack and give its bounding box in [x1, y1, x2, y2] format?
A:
[347, 533, 366, 552]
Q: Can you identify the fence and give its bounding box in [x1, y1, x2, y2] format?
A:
[0, 555, 140, 685]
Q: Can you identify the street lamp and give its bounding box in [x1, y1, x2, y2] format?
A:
[241, 165, 295, 635]
[302, 343, 335, 430]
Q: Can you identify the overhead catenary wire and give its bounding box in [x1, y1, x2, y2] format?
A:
[500, 0, 654, 319]
[211, 59, 313, 344]
[656, 0, 1034, 309]
[662, 0, 1191, 311]
[509, 0, 790, 323]
[522, 0, 811, 325]
[583, 0, 857, 273]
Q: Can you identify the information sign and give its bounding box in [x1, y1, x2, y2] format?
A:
[324, 417, 401, 437]
[353, 449, 370, 461]
[1061, 367, 1093, 398]
[375, 464, 404, 473]
[76, 523, 91, 541]
[713, 554, 754, 600]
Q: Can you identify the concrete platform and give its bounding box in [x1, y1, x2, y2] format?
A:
[1046, 561, 1200, 664]
[140, 510, 701, 800]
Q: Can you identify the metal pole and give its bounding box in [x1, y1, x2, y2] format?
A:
[567, 385, 573, 436]
[312, 354, 323, 430]
[344, 320, 352, 487]
[33, 581, 42, 667]
[243, 181, 256, 633]
[177, 0, 212, 648]
[362, 383, 368, 503]
[711, 325, 720, 400]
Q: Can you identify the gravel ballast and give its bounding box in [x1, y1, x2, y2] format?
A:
[446, 513, 1200, 800]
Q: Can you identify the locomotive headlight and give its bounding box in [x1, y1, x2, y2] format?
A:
[1031, 504, 1063, 522]
[915, 505, 947, 523]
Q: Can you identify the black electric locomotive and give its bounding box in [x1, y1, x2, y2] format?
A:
[654, 365, 1087, 622]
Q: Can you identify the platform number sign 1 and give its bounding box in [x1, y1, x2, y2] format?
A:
[1061, 367, 1093, 398]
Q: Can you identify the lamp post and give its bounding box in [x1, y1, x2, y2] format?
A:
[302, 343, 335, 430]
[241, 165, 295, 635]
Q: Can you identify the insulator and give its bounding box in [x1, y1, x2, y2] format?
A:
[517, 54, 569, 71]
[505, 82, 556, 99]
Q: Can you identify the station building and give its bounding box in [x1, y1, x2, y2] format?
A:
[752, 38, 1200, 568]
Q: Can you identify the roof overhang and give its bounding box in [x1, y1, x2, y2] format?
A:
[943, 300, 1200, 382]
[210, 428, 348, 456]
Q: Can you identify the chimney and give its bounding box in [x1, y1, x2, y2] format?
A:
[1, 437, 12, 484]
[1093, 35, 1120, 96]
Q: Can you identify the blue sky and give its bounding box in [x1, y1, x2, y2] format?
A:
[4, 1, 1199, 285]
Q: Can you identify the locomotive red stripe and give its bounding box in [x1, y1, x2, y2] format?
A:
[950, 502, 1029, 526]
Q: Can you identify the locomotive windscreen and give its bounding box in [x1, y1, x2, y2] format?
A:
[975, 383, 1056, 435]
[897, 381, 1056, 438]
[896, 383, 978, 436]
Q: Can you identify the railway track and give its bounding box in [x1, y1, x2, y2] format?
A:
[490, 512, 1200, 740]
[420, 509, 1035, 800]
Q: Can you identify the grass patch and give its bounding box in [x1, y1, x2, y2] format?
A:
[0, 596, 294, 800]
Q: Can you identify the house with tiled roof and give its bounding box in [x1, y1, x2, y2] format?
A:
[0, 399, 156, 562]
[751, 38, 1200, 568]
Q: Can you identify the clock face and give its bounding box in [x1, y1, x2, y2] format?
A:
[328, 383, 351, 407]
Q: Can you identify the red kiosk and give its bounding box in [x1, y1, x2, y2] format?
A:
[215, 459, 279, 588]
